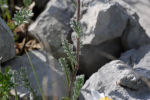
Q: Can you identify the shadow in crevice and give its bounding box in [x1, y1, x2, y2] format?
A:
[78, 37, 124, 78]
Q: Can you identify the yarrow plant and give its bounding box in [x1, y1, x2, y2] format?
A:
[13, 0, 33, 54]
[59, 0, 113, 100]
[13, 0, 33, 26]
[1, 0, 113, 100]
[13, 8, 33, 26]
[59, 0, 84, 100]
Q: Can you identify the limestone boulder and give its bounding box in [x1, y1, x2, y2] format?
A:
[123, 0, 150, 36]
[72, 0, 150, 77]
[28, 0, 75, 58]
[0, 17, 16, 63]
[120, 45, 150, 81]
[80, 60, 150, 100]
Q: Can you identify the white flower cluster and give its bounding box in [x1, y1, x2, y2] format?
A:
[87, 89, 112, 100]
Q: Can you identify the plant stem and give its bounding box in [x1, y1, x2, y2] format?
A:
[77, 0, 80, 21]
[68, 0, 81, 99]
[75, 0, 80, 71]
[75, 0, 80, 82]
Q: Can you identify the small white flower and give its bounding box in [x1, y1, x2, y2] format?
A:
[90, 89, 112, 100]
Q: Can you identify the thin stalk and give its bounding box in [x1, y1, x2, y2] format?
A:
[68, 73, 74, 98]
[77, 0, 80, 21]
[75, 0, 80, 72]
[68, 0, 81, 99]
[26, 51, 45, 100]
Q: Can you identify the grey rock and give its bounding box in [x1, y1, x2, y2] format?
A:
[80, 60, 150, 100]
[28, 0, 75, 58]
[123, 0, 150, 36]
[72, 0, 150, 77]
[77, 0, 150, 49]
[105, 0, 150, 50]
[72, 1, 127, 77]
[2, 50, 67, 99]
[0, 17, 16, 63]
[121, 12, 150, 50]
[120, 45, 150, 82]
[73, 1, 128, 46]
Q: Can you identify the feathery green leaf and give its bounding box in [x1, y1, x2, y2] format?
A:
[13, 8, 33, 26]
[72, 20, 82, 38]
[62, 39, 76, 72]
[59, 57, 71, 87]
[72, 75, 84, 100]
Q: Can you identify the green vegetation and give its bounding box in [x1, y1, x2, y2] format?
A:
[0, 0, 85, 100]
[13, 8, 33, 26]
[0, 0, 11, 21]
[0, 67, 17, 100]
[0, 0, 36, 100]
[59, 0, 84, 100]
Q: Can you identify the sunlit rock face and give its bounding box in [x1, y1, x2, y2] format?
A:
[79, 60, 150, 100]
[71, 0, 150, 77]
[123, 0, 150, 36]
[28, 0, 75, 58]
